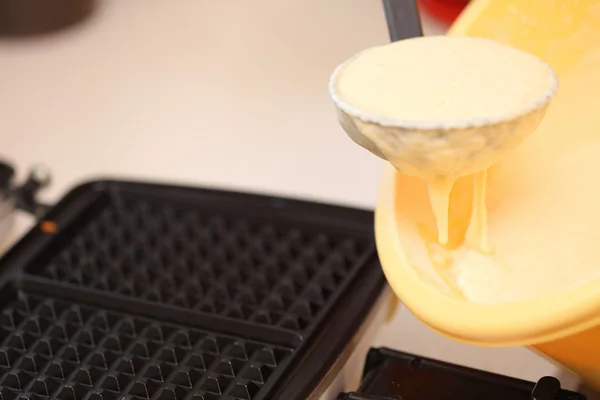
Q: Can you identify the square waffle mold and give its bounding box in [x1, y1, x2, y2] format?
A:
[0, 181, 386, 399]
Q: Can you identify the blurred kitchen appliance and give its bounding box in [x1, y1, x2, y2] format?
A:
[0, 161, 50, 246]
[0, 0, 95, 37]
[338, 348, 586, 400]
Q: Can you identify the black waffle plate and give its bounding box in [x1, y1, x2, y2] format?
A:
[0, 180, 386, 399]
[338, 348, 586, 400]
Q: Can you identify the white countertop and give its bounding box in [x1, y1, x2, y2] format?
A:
[0, 0, 581, 392]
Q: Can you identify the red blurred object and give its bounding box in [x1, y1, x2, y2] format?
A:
[418, 0, 470, 25]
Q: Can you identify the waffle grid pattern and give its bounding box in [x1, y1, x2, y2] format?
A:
[34, 194, 372, 332]
[0, 292, 292, 400]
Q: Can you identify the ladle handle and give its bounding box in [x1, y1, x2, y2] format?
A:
[381, 0, 424, 42]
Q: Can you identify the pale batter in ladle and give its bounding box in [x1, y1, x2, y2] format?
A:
[329, 36, 557, 288]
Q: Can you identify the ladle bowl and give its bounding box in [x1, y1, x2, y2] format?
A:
[328, 37, 558, 182]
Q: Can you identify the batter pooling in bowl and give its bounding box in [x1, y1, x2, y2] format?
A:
[329, 36, 557, 289]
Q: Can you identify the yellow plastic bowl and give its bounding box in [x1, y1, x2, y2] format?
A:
[376, 0, 600, 389]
